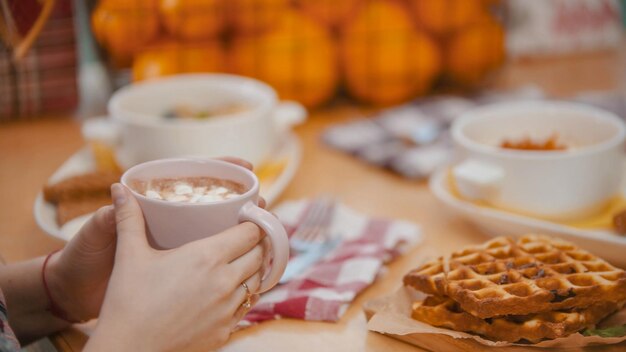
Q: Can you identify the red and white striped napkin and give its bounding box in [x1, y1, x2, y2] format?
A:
[240, 199, 422, 326]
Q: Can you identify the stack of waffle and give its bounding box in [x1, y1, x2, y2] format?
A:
[403, 235, 626, 343]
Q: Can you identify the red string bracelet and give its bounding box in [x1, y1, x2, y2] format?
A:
[41, 250, 82, 324]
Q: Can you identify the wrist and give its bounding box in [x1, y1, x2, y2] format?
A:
[87, 319, 147, 352]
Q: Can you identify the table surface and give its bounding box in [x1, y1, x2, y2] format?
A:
[1, 46, 625, 352]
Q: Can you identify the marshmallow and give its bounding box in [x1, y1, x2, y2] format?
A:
[198, 194, 222, 203]
[189, 194, 203, 203]
[165, 194, 189, 202]
[174, 183, 193, 195]
[193, 187, 207, 194]
[212, 186, 229, 195]
[146, 190, 163, 200]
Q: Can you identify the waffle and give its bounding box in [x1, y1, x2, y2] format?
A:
[56, 195, 112, 226]
[412, 295, 621, 343]
[404, 235, 626, 318]
[44, 171, 119, 226]
[43, 171, 120, 204]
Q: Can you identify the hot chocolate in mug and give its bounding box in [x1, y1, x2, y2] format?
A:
[121, 158, 289, 293]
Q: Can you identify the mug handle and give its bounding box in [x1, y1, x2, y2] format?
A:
[238, 201, 290, 293]
[273, 101, 307, 134]
[452, 159, 504, 201]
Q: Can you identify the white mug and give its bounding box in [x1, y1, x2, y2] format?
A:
[121, 158, 290, 293]
[450, 101, 626, 220]
[108, 74, 306, 168]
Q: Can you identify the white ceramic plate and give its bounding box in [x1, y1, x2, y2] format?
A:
[34, 133, 301, 242]
[429, 168, 626, 267]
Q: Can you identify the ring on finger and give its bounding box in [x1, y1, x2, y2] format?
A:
[241, 282, 252, 310]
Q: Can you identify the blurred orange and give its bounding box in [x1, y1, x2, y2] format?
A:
[227, 0, 289, 34]
[159, 0, 225, 40]
[91, 0, 160, 66]
[409, 0, 487, 35]
[341, 1, 441, 106]
[445, 19, 504, 85]
[132, 40, 226, 81]
[230, 10, 338, 108]
[297, 0, 363, 29]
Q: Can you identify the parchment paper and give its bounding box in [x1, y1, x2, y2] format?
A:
[364, 287, 626, 350]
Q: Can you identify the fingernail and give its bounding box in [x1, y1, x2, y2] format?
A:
[111, 184, 127, 207]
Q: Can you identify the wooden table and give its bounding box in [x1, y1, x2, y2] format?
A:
[1, 46, 625, 351]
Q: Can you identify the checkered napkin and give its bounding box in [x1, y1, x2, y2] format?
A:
[240, 199, 422, 326]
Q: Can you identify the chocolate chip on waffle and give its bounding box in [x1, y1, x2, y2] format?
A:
[404, 235, 626, 318]
[412, 295, 621, 343]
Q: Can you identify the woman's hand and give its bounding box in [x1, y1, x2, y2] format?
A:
[46, 157, 264, 323]
[46, 205, 117, 322]
[86, 184, 264, 351]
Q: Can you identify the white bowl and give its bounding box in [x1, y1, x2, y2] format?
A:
[451, 101, 626, 220]
[108, 74, 306, 167]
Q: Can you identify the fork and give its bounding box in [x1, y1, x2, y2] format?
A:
[290, 196, 337, 252]
[279, 196, 339, 283]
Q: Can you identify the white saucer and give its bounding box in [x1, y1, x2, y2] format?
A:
[34, 133, 301, 242]
[429, 168, 626, 267]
